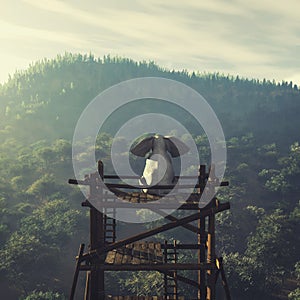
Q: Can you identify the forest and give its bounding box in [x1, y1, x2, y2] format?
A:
[0, 53, 299, 299]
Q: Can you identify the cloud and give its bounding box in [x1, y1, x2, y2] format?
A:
[0, 0, 299, 85]
[0, 20, 86, 46]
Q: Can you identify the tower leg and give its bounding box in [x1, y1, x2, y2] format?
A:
[217, 258, 231, 300]
[198, 216, 206, 300]
[206, 211, 216, 300]
[89, 206, 105, 300]
[198, 165, 207, 300]
[69, 244, 85, 300]
[89, 163, 105, 300]
[84, 271, 90, 300]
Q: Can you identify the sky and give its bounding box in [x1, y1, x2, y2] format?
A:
[0, 0, 300, 85]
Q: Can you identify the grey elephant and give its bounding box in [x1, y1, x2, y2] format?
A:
[130, 134, 189, 195]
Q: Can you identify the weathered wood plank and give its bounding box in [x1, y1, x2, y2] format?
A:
[105, 250, 117, 264]
[140, 242, 148, 264]
[155, 243, 163, 263]
[114, 248, 124, 265]
[122, 244, 133, 264]
[132, 243, 141, 264]
[106, 242, 165, 265]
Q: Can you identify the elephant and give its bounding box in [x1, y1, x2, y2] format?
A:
[130, 134, 189, 195]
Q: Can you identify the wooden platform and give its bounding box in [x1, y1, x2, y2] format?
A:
[105, 242, 163, 265]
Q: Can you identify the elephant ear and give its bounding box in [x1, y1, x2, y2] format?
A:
[164, 136, 189, 157]
[130, 136, 154, 157]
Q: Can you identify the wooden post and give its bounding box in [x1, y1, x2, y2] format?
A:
[206, 209, 216, 300]
[89, 161, 105, 300]
[173, 240, 178, 299]
[198, 165, 206, 300]
[217, 257, 231, 300]
[164, 240, 168, 300]
[84, 272, 90, 300]
[69, 244, 85, 300]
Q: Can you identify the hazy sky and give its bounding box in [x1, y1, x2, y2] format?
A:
[1, 0, 299, 85]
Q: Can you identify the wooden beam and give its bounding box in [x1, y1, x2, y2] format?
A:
[68, 179, 229, 189]
[151, 208, 200, 233]
[160, 271, 201, 289]
[82, 200, 211, 211]
[79, 263, 216, 271]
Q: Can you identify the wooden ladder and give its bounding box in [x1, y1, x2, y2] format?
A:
[164, 240, 179, 300]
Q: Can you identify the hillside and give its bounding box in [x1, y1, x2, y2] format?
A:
[1, 53, 299, 146]
[0, 53, 299, 299]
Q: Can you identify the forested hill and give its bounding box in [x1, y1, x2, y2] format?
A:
[0, 53, 299, 300]
[0, 53, 299, 147]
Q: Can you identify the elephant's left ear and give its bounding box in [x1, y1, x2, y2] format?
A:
[130, 136, 154, 157]
[164, 136, 189, 157]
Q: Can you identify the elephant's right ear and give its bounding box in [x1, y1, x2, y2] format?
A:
[130, 137, 154, 157]
[164, 136, 189, 157]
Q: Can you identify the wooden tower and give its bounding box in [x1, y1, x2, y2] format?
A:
[69, 161, 231, 300]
